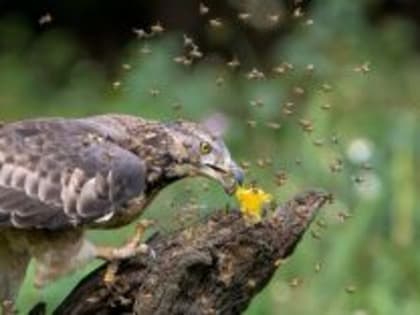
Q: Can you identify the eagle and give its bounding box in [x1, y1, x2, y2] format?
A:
[0, 114, 244, 312]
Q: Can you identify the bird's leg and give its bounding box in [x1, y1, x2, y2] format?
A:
[95, 219, 154, 260]
[33, 232, 97, 289]
[32, 221, 155, 288]
[95, 219, 155, 284]
[0, 238, 30, 315]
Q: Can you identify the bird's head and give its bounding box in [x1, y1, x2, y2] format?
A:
[155, 120, 244, 194]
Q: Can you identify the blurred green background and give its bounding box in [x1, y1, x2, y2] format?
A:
[0, 0, 419, 314]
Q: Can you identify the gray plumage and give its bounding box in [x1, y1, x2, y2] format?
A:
[0, 117, 146, 230]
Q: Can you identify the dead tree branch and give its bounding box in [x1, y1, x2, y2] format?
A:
[51, 190, 329, 315]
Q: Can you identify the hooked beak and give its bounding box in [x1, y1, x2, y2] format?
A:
[200, 161, 244, 195]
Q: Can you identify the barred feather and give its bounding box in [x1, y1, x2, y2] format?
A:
[0, 116, 146, 230]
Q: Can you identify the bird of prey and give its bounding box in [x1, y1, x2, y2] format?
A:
[0, 114, 243, 313]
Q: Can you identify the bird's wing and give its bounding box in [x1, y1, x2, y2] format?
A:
[0, 117, 146, 230]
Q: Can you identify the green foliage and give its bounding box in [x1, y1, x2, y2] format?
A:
[0, 0, 419, 314]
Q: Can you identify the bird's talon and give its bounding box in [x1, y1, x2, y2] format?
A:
[96, 222, 153, 261]
[103, 262, 119, 284]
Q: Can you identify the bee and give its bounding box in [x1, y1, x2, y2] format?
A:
[361, 162, 373, 170]
[283, 108, 294, 115]
[329, 158, 344, 173]
[246, 120, 257, 128]
[173, 56, 187, 64]
[354, 62, 371, 73]
[189, 46, 203, 59]
[256, 158, 266, 168]
[247, 279, 256, 288]
[305, 19, 314, 26]
[122, 63, 131, 71]
[310, 229, 322, 240]
[132, 28, 149, 39]
[274, 170, 287, 186]
[306, 64, 315, 72]
[151, 21, 165, 35]
[314, 262, 322, 273]
[316, 219, 327, 229]
[345, 285, 357, 294]
[174, 56, 192, 66]
[293, 86, 305, 96]
[199, 2, 209, 15]
[313, 138, 324, 147]
[250, 99, 264, 108]
[284, 62, 294, 71]
[112, 81, 122, 89]
[274, 259, 285, 267]
[321, 103, 332, 110]
[149, 88, 160, 97]
[321, 83, 333, 92]
[240, 160, 252, 170]
[298, 119, 314, 133]
[289, 277, 303, 288]
[183, 34, 194, 47]
[140, 45, 152, 55]
[331, 135, 339, 145]
[238, 13, 251, 22]
[282, 101, 295, 115]
[293, 7, 304, 18]
[272, 66, 286, 76]
[171, 102, 183, 112]
[352, 175, 365, 184]
[39, 13, 53, 25]
[246, 68, 265, 80]
[268, 14, 281, 24]
[264, 157, 273, 166]
[182, 58, 193, 66]
[227, 57, 240, 69]
[266, 122, 281, 130]
[209, 18, 223, 28]
[215, 76, 225, 87]
[337, 211, 352, 223]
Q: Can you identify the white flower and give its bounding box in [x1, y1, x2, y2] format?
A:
[347, 138, 373, 163]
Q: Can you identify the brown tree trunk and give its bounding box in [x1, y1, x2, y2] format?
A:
[48, 190, 329, 315]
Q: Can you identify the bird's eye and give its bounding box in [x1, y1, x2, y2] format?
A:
[200, 141, 212, 155]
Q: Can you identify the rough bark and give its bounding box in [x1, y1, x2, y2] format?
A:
[49, 190, 329, 315]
